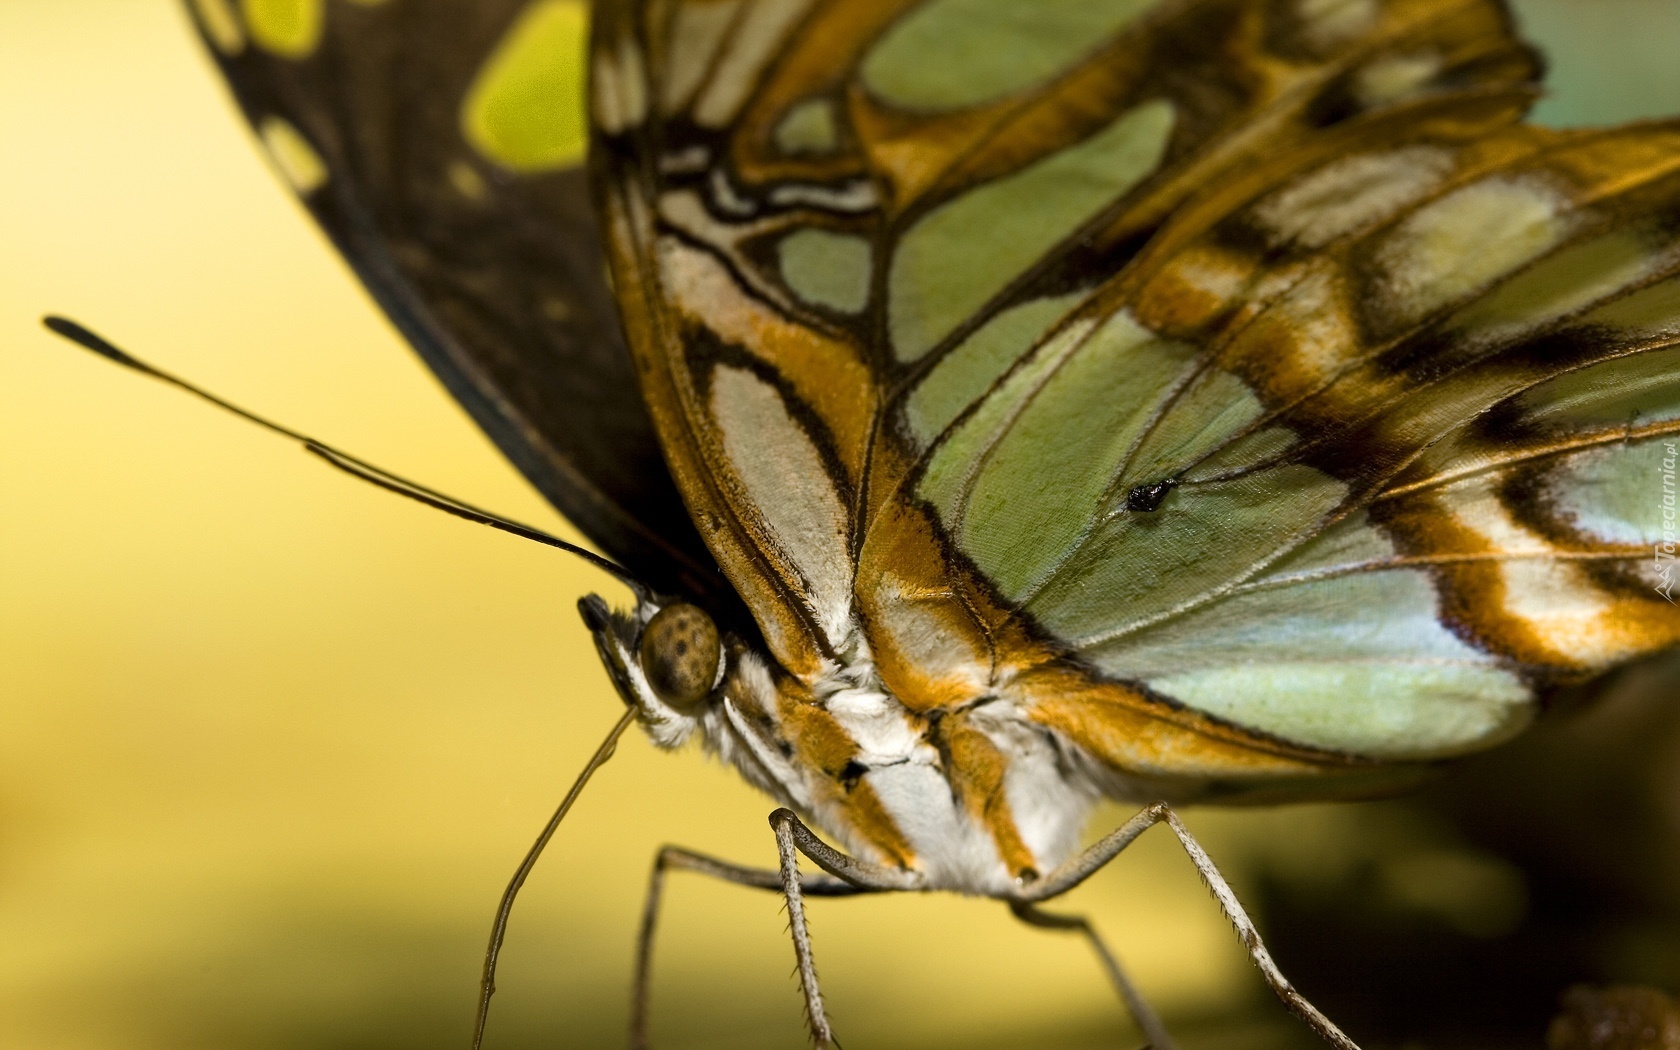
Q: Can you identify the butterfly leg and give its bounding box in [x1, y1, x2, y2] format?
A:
[1017, 802, 1360, 1050]
[768, 808, 927, 1048]
[630, 844, 870, 1050]
[1009, 901, 1176, 1050]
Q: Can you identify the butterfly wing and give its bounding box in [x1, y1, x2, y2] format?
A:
[998, 116, 1680, 763]
[592, 0, 1680, 795]
[182, 0, 725, 599]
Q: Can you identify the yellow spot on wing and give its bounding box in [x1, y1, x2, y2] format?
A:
[462, 0, 588, 172]
[240, 0, 322, 59]
[257, 115, 328, 195]
[189, 0, 245, 55]
[447, 160, 489, 204]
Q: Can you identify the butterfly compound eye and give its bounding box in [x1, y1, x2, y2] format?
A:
[637, 603, 721, 710]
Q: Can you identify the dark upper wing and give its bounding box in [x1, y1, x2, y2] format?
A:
[182, 0, 725, 600]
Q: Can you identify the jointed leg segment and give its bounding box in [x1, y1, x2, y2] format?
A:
[630, 836, 874, 1050]
[633, 802, 1358, 1050]
[1009, 901, 1177, 1050]
[774, 814, 839, 1047]
[1017, 802, 1361, 1050]
[767, 808, 925, 1048]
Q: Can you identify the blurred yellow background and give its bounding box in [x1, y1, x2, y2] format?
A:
[3, 3, 1678, 1050]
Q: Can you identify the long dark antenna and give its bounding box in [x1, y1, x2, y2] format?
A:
[472, 706, 637, 1050]
[43, 316, 644, 590]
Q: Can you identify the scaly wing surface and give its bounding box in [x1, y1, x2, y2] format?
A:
[184, 0, 724, 598]
[592, 0, 1678, 788]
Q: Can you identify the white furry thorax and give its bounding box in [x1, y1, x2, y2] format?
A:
[586, 594, 1101, 897]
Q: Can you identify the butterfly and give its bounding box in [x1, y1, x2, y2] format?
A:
[98, 0, 1680, 1047]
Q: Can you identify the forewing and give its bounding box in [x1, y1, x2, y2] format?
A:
[887, 18, 1680, 759]
[183, 0, 724, 599]
[591, 0, 1678, 772]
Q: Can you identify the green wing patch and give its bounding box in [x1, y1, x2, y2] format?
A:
[590, 0, 1678, 763]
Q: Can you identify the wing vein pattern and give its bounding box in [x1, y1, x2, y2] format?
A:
[590, 0, 1680, 782]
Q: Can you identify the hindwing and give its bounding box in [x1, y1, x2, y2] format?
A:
[182, 0, 725, 599]
[592, 0, 1680, 786]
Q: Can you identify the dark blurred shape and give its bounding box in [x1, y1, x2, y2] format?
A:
[1249, 651, 1680, 1050]
[1547, 986, 1680, 1050]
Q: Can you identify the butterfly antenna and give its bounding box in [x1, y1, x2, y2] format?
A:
[472, 706, 637, 1050]
[42, 316, 644, 589]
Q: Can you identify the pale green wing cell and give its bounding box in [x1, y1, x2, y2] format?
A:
[861, 0, 1161, 112]
[1443, 229, 1672, 349]
[1023, 464, 1349, 644]
[1394, 236, 1680, 489]
[1256, 509, 1396, 579]
[1094, 569, 1531, 759]
[888, 100, 1176, 362]
[1580, 271, 1680, 340]
[1077, 514, 1535, 759]
[778, 229, 874, 314]
[951, 312, 1199, 600]
[1183, 427, 1301, 482]
[917, 318, 1096, 521]
[904, 293, 1086, 448]
[1118, 367, 1269, 488]
[1540, 437, 1676, 546]
[774, 97, 841, 155]
[1513, 343, 1680, 432]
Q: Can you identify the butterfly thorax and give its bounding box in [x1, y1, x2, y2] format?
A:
[588, 591, 1103, 894]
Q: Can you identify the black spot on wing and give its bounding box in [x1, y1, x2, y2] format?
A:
[1125, 478, 1179, 512]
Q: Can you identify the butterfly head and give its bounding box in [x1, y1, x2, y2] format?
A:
[579, 592, 729, 749]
